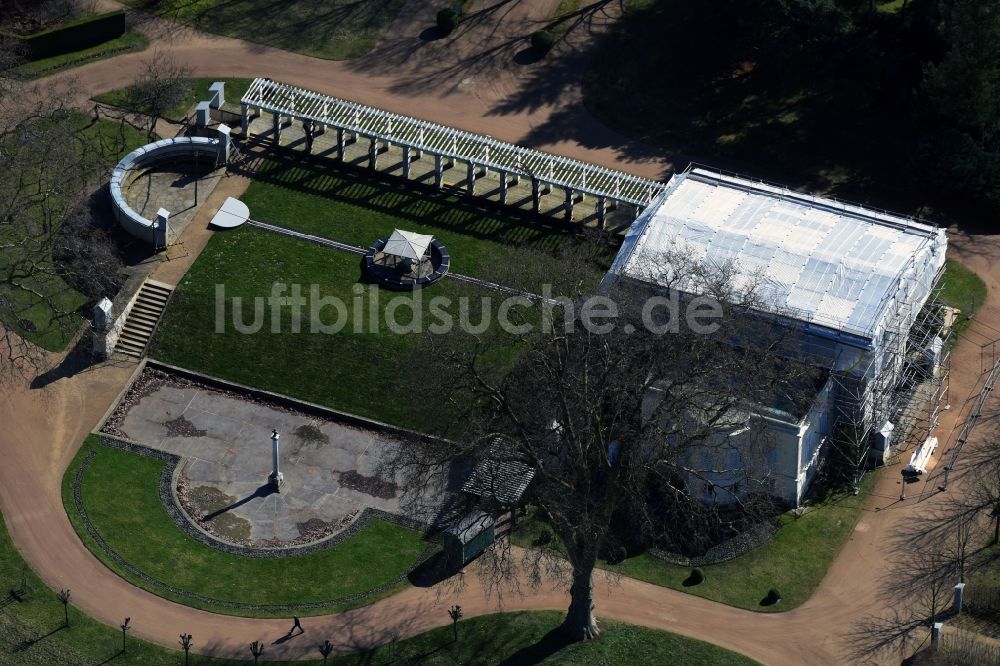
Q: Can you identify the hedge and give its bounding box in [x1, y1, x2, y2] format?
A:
[1, 10, 126, 61]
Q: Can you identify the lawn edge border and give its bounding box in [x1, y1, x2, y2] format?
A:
[69, 437, 437, 613]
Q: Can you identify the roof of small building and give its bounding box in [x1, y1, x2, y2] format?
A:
[462, 441, 536, 505]
[607, 168, 947, 341]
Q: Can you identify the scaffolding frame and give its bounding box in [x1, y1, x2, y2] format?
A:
[826, 263, 953, 491]
[240, 78, 666, 210]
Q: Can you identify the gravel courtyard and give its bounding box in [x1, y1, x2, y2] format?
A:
[103, 368, 450, 546]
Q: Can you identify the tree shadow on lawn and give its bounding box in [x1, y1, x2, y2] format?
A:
[489, 0, 994, 229]
[230, 143, 586, 254]
[498, 627, 573, 665]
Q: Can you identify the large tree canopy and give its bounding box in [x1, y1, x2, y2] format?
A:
[390, 251, 817, 640]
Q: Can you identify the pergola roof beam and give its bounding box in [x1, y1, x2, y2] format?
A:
[243, 78, 665, 206]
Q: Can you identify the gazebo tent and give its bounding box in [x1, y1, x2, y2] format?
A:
[382, 229, 434, 261]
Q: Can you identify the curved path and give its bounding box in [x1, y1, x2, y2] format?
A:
[2, 2, 999, 664]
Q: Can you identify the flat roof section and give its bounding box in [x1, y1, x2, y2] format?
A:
[609, 168, 947, 340]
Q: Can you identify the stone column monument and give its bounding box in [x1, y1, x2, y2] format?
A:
[269, 428, 283, 490]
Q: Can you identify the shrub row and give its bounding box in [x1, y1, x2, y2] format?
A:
[1, 10, 126, 61]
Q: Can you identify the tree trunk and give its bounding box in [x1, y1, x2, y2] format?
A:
[561, 566, 600, 641]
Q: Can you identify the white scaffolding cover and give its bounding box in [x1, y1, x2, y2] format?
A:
[608, 168, 947, 340]
[383, 229, 434, 261]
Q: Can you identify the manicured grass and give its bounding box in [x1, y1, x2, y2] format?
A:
[92, 77, 254, 121]
[239, 156, 611, 289]
[515, 471, 879, 612]
[150, 224, 527, 433]
[15, 30, 148, 79]
[1, 495, 758, 665]
[0, 510, 273, 664]
[121, 0, 406, 60]
[0, 117, 148, 352]
[62, 437, 428, 617]
[331, 611, 761, 665]
[940, 258, 987, 339]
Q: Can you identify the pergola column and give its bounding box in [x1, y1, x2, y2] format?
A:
[303, 120, 314, 154]
[402, 146, 412, 179]
[531, 178, 541, 214]
[597, 196, 608, 229]
[368, 136, 378, 170]
[499, 170, 508, 204]
[336, 128, 346, 160]
[466, 161, 477, 195]
[564, 188, 575, 222]
[434, 154, 444, 189]
[271, 112, 281, 143]
[241, 103, 249, 135]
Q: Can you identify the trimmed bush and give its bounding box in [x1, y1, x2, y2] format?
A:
[762, 588, 782, 606]
[530, 29, 555, 53]
[1, 10, 126, 61]
[437, 8, 461, 34]
[686, 568, 704, 586]
[607, 546, 628, 565]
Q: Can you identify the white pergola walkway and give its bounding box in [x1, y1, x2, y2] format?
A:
[241, 78, 666, 224]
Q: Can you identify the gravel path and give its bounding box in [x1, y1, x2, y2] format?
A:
[0, 2, 997, 663]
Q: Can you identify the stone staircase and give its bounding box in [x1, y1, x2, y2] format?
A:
[113, 280, 174, 359]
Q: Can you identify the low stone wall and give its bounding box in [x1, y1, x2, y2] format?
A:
[110, 137, 223, 247]
[646, 520, 780, 567]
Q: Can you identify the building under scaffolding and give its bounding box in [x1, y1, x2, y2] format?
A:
[604, 166, 951, 504]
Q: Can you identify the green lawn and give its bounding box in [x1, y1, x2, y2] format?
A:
[93, 77, 254, 121]
[331, 611, 760, 665]
[150, 224, 530, 433]
[62, 437, 428, 618]
[239, 156, 611, 289]
[15, 30, 148, 79]
[0, 117, 148, 352]
[940, 258, 988, 339]
[0, 509, 272, 664]
[121, 0, 406, 60]
[514, 471, 879, 612]
[3, 489, 759, 665]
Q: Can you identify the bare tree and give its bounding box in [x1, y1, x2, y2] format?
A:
[967, 452, 1000, 545]
[179, 633, 193, 666]
[0, 76, 129, 381]
[56, 588, 71, 627]
[123, 53, 192, 141]
[388, 248, 812, 641]
[318, 639, 333, 665]
[249, 640, 264, 664]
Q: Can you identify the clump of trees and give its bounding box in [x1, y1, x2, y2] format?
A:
[585, 0, 1000, 221]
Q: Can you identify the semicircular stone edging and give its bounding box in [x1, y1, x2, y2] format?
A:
[110, 137, 222, 246]
[71, 436, 438, 613]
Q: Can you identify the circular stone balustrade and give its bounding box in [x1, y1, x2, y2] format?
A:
[110, 137, 223, 248]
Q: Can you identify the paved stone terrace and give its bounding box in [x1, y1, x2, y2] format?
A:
[103, 368, 448, 547]
[124, 163, 225, 244]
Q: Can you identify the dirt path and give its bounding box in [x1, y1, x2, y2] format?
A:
[1, 4, 999, 664]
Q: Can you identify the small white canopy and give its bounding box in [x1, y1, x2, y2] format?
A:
[209, 197, 250, 229]
[383, 229, 434, 261]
